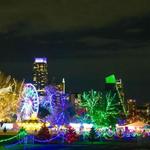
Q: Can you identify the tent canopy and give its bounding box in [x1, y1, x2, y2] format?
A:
[125, 121, 148, 128]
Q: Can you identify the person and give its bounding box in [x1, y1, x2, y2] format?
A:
[3, 126, 7, 133]
[0, 122, 3, 127]
[142, 130, 148, 138]
[34, 129, 37, 135]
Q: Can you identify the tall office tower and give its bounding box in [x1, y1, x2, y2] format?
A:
[33, 58, 48, 96]
[127, 99, 137, 117]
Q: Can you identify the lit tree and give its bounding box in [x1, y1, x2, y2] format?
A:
[40, 85, 72, 125]
[80, 90, 102, 115]
[88, 127, 97, 143]
[97, 91, 119, 126]
[79, 90, 119, 127]
[0, 72, 24, 122]
[65, 126, 78, 143]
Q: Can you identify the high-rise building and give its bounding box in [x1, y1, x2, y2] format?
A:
[127, 99, 137, 117]
[33, 57, 48, 96]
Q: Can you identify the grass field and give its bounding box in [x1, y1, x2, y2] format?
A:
[0, 133, 149, 150]
[0, 142, 150, 150]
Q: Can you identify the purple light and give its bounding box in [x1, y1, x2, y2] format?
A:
[35, 58, 47, 63]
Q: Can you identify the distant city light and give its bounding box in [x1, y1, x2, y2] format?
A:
[35, 58, 47, 63]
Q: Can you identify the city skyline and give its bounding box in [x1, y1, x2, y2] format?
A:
[0, 56, 149, 104]
[0, 1, 150, 103]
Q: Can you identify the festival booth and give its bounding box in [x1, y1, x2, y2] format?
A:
[143, 124, 150, 133]
[116, 121, 149, 133]
[69, 123, 93, 133]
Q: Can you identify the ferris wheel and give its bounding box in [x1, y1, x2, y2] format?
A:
[17, 83, 39, 121]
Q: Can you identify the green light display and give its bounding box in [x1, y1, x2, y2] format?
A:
[0, 134, 18, 143]
[0, 129, 27, 143]
[79, 90, 119, 128]
[105, 74, 116, 84]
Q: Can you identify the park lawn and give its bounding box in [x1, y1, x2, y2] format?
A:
[0, 134, 19, 146]
[1, 142, 150, 150]
[0, 135, 13, 140]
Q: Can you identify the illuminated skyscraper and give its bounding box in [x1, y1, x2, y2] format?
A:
[33, 58, 48, 96]
[127, 99, 137, 117]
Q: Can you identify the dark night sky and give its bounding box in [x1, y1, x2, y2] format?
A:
[0, 0, 150, 104]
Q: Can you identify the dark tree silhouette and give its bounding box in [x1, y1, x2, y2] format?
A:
[65, 126, 78, 143]
[37, 123, 51, 140]
[88, 127, 97, 143]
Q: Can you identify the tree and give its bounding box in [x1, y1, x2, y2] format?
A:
[88, 127, 97, 143]
[0, 72, 24, 122]
[79, 90, 119, 127]
[3, 126, 7, 133]
[97, 91, 119, 126]
[41, 85, 71, 125]
[65, 126, 78, 143]
[18, 127, 27, 139]
[36, 123, 51, 140]
[80, 90, 102, 116]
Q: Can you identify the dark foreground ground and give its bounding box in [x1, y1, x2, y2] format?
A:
[1, 141, 150, 150]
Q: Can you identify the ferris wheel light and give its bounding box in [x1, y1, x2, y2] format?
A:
[30, 113, 38, 120]
[17, 83, 39, 121]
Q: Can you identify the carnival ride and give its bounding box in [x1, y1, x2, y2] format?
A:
[17, 83, 39, 121]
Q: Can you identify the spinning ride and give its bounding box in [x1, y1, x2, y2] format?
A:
[17, 83, 39, 121]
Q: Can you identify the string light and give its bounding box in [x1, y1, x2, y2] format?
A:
[0, 130, 27, 143]
[0, 72, 24, 122]
[4, 136, 27, 149]
[34, 134, 61, 143]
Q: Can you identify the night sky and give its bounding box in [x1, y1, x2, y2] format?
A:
[0, 0, 150, 104]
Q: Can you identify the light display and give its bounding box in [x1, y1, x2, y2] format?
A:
[0, 72, 24, 122]
[116, 121, 150, 133]
[41, 85, 58, 114]
[115, 81, 127, 117]
[105, 74, 127, 117]
[105, 74, 116, 84]
[69, 123, 93, 132]
[79, 90, 119, 127]
[41, 85, 70, 125]
[17, 122, 50, 132]
[0, 128, 27, 143]
[34, 134, 61, 143]
[81, 90, 102, 115]
[65, 126, 78, 143]
[0, 86, 12, 95]
[17, 83, 39, 121]
[0, 134, 19, 143]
